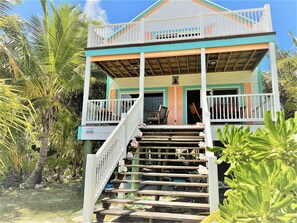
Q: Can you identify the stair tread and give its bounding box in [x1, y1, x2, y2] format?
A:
[139, 146, 203, 149]
[107, 189, 209, 197]
[111, 179, 208, 187]
[133, 152, 200, 156]
[117, 172, 208, 178]
[98, 209, 207, 221]
[141, 136, 204, 139]
[101, 198, 210, 209]
[139, 140, 203, 143]
[143, 131, 203, 135]
[135, 158, 206, 162]
[125, 164, 204, 170]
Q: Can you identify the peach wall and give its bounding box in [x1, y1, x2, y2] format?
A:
[168, 87, 175, 124]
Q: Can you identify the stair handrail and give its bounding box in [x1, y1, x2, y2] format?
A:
[82, 95, 144, 223]
[202, 96, 219, 213]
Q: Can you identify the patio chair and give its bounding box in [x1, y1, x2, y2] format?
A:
[146, 105, 168, 125]
[188, 102, 202, 123]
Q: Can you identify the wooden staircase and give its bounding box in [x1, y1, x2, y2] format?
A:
[95, 125, 210, 222]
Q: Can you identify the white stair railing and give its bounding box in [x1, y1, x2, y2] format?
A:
[82, 95, 144, 223]
[202, 97, 219, 213]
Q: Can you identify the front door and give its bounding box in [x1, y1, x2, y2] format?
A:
[187, 90, 200, 124]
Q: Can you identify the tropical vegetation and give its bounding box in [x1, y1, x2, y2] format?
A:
[207, 111, 297, 222]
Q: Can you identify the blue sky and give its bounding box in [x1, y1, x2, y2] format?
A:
[12, 0, 297, 51]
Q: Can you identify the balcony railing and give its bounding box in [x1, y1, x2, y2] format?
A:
[206, 93, 275, 122]
[88, 6, 271, 48]
[86, 98, 137, 124]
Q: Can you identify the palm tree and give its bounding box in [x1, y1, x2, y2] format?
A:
[262, 32, 297, 118]
[20, 0, 88, 187]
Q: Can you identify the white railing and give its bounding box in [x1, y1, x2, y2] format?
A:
[206, 93, 275, 122]
[86, 98, 137, 124]
[83, 96, 144, 222]
[202, 96, 219, 213]
[88, 6, 271, 47]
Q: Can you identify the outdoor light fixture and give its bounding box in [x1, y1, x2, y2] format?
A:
[208, 60, 217, 66]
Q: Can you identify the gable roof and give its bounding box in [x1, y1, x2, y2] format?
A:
[130, 0, 231, 22]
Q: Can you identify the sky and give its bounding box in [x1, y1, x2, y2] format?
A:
[12, 0, 297, 52]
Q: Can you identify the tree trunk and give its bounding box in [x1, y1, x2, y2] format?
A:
[25, 117, 50, 188]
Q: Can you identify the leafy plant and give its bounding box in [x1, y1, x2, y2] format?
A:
[207, 124, 253, 174]
[220, 160, 297, 222]
[248, 111, 297, 167]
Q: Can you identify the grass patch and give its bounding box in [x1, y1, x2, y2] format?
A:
[0, 181, 83, 223]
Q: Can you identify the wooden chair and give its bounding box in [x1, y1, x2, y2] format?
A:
[146, 105, 168, 125]
[188, 102, 202, 123]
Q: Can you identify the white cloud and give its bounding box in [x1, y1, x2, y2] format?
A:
[83, 0, 108, 23]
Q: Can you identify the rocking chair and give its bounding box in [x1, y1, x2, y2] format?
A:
[188, 102, 202, 123]
[146, 105, 168, 125]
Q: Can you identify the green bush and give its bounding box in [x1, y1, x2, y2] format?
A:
[207, 111, 297, 222]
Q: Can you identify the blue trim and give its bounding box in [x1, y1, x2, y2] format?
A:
[77, 126, 82, 140]
[116, 87, 169, 106]
[182, 83, 244, 124]
[106, 76, 111, 99]
[85, 35, 276, 57]
[257, 66, 263, 93]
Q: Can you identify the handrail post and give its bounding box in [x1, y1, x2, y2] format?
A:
[140, 18, 145, 43]
[81, 57, 91, 125]
[208, 156, 219, 212]
[201, 48, 207, 123]
[87, 24, 94, 48]
[264, 4, 273, 32]
[83, 154, 96, 223]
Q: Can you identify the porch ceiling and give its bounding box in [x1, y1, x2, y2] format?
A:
[95, 49, 268, 78]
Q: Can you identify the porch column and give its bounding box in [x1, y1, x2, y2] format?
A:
[139, 52, 145, 122]
[200, 48, 207, 123]
[81, 56, 91, 125]
[269, 42, 281, 112]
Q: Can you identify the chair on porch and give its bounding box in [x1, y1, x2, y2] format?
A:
[188, 102, 202, 123]
[146, 105, 168, 125]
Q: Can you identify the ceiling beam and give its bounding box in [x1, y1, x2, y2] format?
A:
[156, 58, 164, 75]
[166, 57, 173, 75]
[98, 62, 116, 78]
[126, 60, 139, 76]
[224, 52, 232, 72]
[233, 52, 244, 71]
[117, 60, 132, 77]
[243, 50, 257, 70]
[146, 60, 155, 76]
[176, 56, 181, 74]
[215, 53, 221, 72]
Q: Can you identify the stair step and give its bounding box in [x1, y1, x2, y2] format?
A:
[125, 165, 204, 170]
[133, 152, 200, 156]
[112, 180, 208, 187]
[139, 140, 203, 144]
[101, 198, 210, 210]
[139, 146, 203, 149]
[117, 172, 208, 179]
[107, 189, 209, 198]
[96, 209, 207, 222]
[135, 158, 206, 163]
[140, 125, 204, 130]
[141, 136, 204, 139]
[142, 131, 203, 136]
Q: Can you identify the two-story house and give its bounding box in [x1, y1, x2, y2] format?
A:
[79, 0, 280, 222]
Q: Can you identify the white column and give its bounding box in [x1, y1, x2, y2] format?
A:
[139, 53, 145, 122]
[269, 42, 281, 112]
[208, 156, 219, 212]
[201, 48, 207, 123]
[81, 57, 91, 125]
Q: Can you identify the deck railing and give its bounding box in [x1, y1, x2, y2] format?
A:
[88, 6, 271, 48]
[206, 93, 275, 122]
[83, 96, 144, 222]
[86, 98, 137, 124]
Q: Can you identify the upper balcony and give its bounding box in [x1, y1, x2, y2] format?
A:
[87, 6, 272, 48]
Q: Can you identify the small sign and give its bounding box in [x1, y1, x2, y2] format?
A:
[172, 76, 179, 85]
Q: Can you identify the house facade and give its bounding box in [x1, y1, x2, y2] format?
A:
[80, 0, 280, 222]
